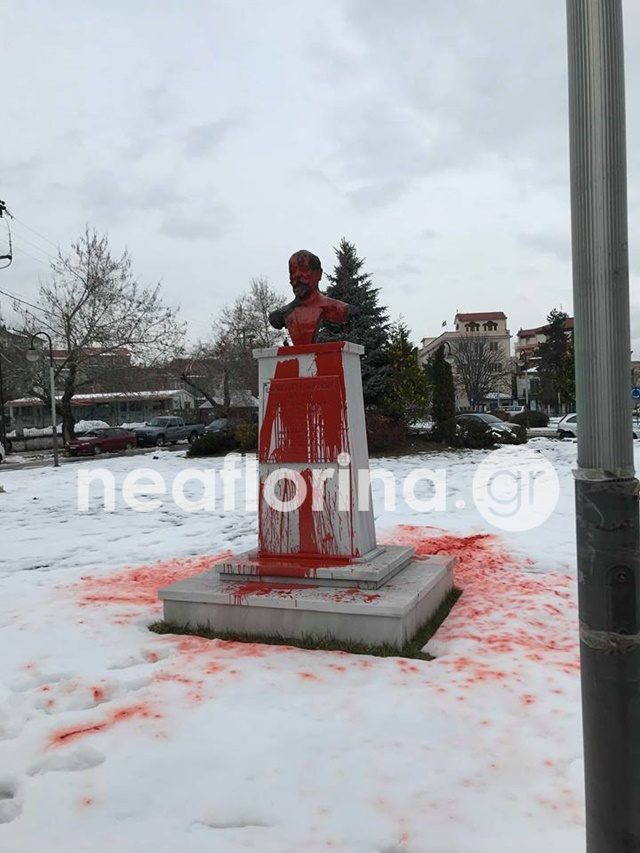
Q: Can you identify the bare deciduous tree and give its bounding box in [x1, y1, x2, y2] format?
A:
[180, 278, 285, 415]
[451, 335, 511, 409]
[18, 227, 185, 439]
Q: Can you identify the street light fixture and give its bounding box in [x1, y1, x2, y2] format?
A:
[26, 332, 59, 468]
[518, 353, 531, 429]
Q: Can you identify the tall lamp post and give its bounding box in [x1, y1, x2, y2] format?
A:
[566, 0, 640, 848]
[519, 353, 530, 429]
[26, 332, 59, 468]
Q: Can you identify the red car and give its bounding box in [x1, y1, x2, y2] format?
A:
[66, 427, 137, 457]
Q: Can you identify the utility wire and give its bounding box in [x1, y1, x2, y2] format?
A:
[0, 286, 48, 316]
[10, 229, 57, 264]
[10, 215, 60, 252]
[10, 244, 52, 269]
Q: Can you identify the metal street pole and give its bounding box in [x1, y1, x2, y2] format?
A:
[566, 1, 640, 849]
[27, 332, 59, 468]
[47, 355, 59, 468]
[0, 347, 7, 449]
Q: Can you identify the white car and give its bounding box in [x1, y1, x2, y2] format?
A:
[0, 442, 5, 463]
[557, 413, 638, 440]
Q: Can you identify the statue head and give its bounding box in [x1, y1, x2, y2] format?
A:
[289, 250, 322, 300]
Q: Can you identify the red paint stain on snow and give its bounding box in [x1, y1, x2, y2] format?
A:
[397, 660, 420, 674]
[71, 553, 231, 609]
[92, 687, 106, 704]
[204, 662, 227, 675]
[48, 703, 162, 747]
[81, 797, 94, 807]
[385, 525, 579, 674]
[298, 671, 319, 681]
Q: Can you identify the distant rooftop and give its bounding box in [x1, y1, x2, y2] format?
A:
[456, 312, 507, 322]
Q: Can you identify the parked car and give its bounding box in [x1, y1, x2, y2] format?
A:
[66, 427, 137, 456]
[204, 418, 231, 435]
[455, 412, 519, 435]
[133, 417, 206, 447]
[557, 413, 638, 440]
[500, 405, 526, 416]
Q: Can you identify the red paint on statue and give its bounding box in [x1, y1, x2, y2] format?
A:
[258, 343, 355, 564]
[284, 290, 350, 345]
[283, 251, 350, 346]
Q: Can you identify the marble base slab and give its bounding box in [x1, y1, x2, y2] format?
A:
[159, 555, 455, 650]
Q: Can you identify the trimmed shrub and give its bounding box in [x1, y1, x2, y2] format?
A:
[187, 431, 239, 457]
[366, 412, 407, 453]
[450, 418, 496, 450]
[497, 424, 527, 445]
[511, 410, 549, 428]
[491, 410, 511, 421]
[234, 422, 258, 451]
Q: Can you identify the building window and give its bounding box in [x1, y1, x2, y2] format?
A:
[489, 341, 499, 351]
[465, 321, 480, 332]
[483, 321, 498, 331]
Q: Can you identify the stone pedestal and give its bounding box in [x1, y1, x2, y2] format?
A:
[256, 341, 376, 560]
[159, 342, 455, 650]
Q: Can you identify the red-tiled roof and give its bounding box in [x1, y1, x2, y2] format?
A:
[456, 312, 507, 322]
[518, 318, 574, 338]
[517, 326, 545, 338]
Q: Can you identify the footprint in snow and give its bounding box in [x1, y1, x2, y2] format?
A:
[27, 745, 105, 776]
[0, 779, 21, 824]
[106, 645, 175, 670]
[8, 671, 72, 693]
[32, 674, 153, 716]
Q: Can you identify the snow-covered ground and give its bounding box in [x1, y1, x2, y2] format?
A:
[0, 439, 588, 851]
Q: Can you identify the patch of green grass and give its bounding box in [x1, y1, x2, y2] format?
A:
[149, 587, 462, 660]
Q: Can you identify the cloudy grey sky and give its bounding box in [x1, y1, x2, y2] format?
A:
[2, 0, 640, 353]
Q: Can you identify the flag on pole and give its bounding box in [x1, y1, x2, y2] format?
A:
[441, 320, 447, 328]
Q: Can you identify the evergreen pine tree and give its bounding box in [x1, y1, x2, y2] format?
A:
[536, 309, 575, 411]
[320, 238, 390, 407]
[382, 321, 431, 425]
[430, 345, 456, 443]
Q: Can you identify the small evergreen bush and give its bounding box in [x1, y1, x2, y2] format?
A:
[497, 424, 528, 445]
[233, 422, 258, 451]
[187, 431, 239, 457]
[450, 418, 496, 450]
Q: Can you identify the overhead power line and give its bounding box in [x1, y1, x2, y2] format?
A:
[0, 286, 47, 316]
[10, 215, 60, 252]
